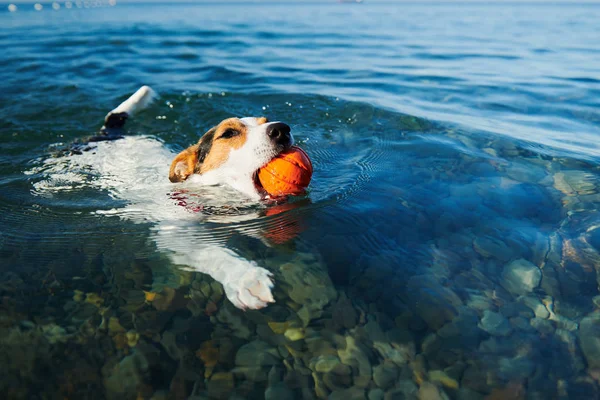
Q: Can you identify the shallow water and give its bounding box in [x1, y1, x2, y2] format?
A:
[2, 2, 600, 399]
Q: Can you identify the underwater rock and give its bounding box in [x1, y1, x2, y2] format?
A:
[520, 296, 550, 319]
[284, 328, 306, 342]
[235, 340, 281, 367]
[501, 259, 541, 296]
[84, 292, 104, 308]
[104, 344, 160, 398]
[279, 258, 337, 317]
[196, 340, 219, 378]
[323, 371, 352, 391]
[553, 170, 598, 196]
[265, 382, 294, 400]
[421, 333, 442, 356]
[530, 318, 555, 335]
[509, 317, 535, 333]
[505, 162, 547, 184]
[126, 330, 140, 347]
[216, 304, 254, 339]
[332, 294, 358, 330]
[328, 387, 366, 400]
[337, 336, 372, 388]
[497, 356, 535, 381]
[418, 382, 448, 400]
[160, 331, 182, 361]
[372, 361, 398, 389]
[41, 323, 71, 344]
[478, 310, 512, 337]
[473, 236, 513, 262]
[108, 317, 126, 336]
[483, 383, 525, 400]
[312, 372, 330, 399]
[456, 388, 485, 400]
[207, 372, 234, 399]
[368, 388, 385, 400]
[461, 365, 490, 394]
[578, 313, 600, 369]
[405, 274, 463, 330]
[429, 370, 459, 390]
[310, 355, 350, 375]
[444, 361, 467, 383]
[151, 287, 188, 312]
[232, 366, 269, 382]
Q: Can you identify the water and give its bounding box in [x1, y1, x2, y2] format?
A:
[2, 1, 600, 399]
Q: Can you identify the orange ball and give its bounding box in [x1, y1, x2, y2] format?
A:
[258, 146, 313, 197]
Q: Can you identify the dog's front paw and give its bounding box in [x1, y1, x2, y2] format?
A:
[223, 266, 275, 310]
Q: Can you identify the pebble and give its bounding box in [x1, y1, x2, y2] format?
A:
[478, 310, 512, 336]
[578, 313, 600, 369]
[284, 328, 306, 341]
[265, 382, 294, 400]
[337, 336, 372, 388]
[501, 259, 542, 296]
[368, 388, 384, 400]
[311, 355, 350, 375]
[373, 361, 398, 389]
[530, 317, 555, 335]
[418, 382, 447, 400]
[520, 296, 550, 319]
[473, 236, 513, 262]
[429, 370, 459, 390]
[207, 372, 234, 399]
[235, 340, 281, 367]
[329, 387, 366, 400]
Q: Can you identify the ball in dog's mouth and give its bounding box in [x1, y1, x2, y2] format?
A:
[255, 146, 313, 198]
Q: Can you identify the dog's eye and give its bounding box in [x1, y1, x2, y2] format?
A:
[220, 129, 240, 139]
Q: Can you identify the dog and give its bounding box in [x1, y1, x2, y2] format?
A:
[168, 116, 294, 201]
[28, 86, 300, 310]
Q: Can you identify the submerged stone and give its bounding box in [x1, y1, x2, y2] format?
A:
[329, 387, 365, 400]
[418, 382, 447, 400]
[429, 370, 459, 390]
[501, 259, 541, 296]
[473, 236, 513, 262]
[406, 274, 463, 330]
[265, 382, 294, 400]
[579, 313, 600, 369]
[337, 336, 372, 388]
[372, 361, 398, 389]
[235, 340, 281, 367]
[207, 372, 234, 399]
[478, 310, 512, 337]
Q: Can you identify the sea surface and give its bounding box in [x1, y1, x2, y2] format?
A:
[2, 1, 600, 399]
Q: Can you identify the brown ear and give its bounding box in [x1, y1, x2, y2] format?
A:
[169, 144, 199, 182]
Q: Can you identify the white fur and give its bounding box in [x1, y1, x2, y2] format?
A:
[27, 88, 278, 310]
[109, 85, 156, 116]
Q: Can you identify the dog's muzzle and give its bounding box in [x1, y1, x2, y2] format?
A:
[267, 122, 292, 147]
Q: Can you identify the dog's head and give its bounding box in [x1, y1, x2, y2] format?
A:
[169, 117, 293, 185]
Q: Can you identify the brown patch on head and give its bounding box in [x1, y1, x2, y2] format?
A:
[169, 117, 259, 182]
[169, 144, 199, 182]
[199, 118, 248, 173]
[169, 126, 217, 182]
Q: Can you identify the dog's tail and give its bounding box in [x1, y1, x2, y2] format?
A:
[100, 85, 157, 135]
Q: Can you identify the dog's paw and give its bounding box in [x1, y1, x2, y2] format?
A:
[223, 266, 275, 310]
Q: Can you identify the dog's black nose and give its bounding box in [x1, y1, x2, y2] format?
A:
[266, 122, 291, 145]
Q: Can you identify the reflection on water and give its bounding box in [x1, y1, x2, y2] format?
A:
[2, 2, 600, 399]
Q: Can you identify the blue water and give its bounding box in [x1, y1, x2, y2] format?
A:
[2, 2, 600, 399]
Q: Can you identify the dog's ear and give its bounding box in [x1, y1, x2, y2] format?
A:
[169, 144, 198, 182]
[169, 127, 216, 182]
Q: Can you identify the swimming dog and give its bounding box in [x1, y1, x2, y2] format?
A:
[28, 86, 296, 310]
